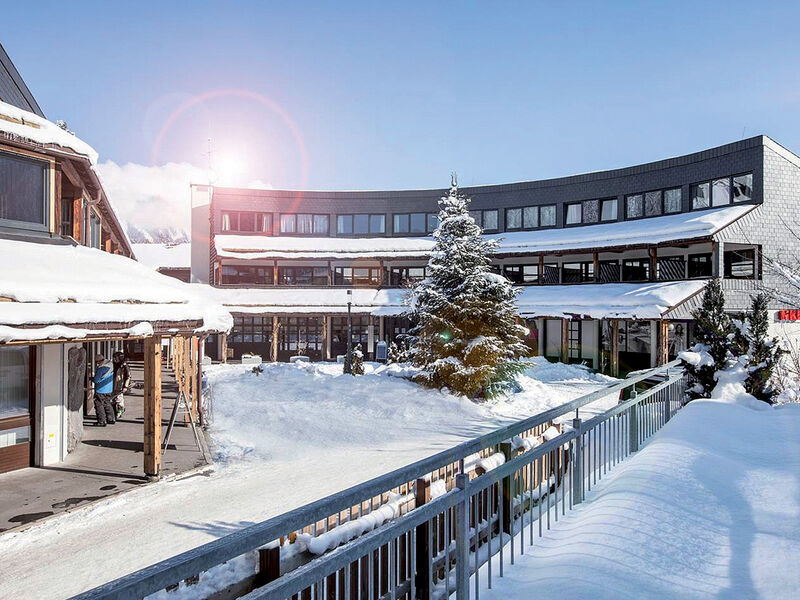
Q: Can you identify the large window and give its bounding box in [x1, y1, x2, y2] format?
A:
[565, 203, 582, 225]
[388, 266, 426, 286]
[333, 267, 381, 286]
[392, 213, 438, 234]
[230, 316, 273, 344]
[564, 199, 601, 225]
[625, 194, 644, 219]
[644, 191, 662, 217]
[600, 199, 618, 222]
[503, 264, 539, 284]
[562, 262, 594, 283]
[724, 249, 756, 279]
[732, 173, 753, 202]
[469, 209, 499, 231]
[540, 205, 556, 227]
[622, 258, 650, 281]
[338, 214, 385, 235]
[664, 188, 682, 213]
[505, 205, 555, 230]
[0, 346, 30, 419]
[281, 213, 328, 235]
[278, 266, 328, 285]
[657, 257, 685, 281]
[692, 173, 753, 210]
[688, 253, 712, 278]
[220, 265, 274, 285]
[221, 211, 272, 233]
[0, 151, 48, 230]
[691, 182, 710, 209]
[598, 260, 620, 282]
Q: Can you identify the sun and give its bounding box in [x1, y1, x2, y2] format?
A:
[216, 155, 245, 186]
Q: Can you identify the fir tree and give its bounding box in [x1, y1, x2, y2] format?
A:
[351, 343, 365, 375]
[387, 341, 400, 364]
[682, 278, 734, 399]
[408, 176, 529, 398]
[745, 293, 783, 403]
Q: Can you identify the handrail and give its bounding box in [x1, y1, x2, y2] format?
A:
[72, 359, 682, 600]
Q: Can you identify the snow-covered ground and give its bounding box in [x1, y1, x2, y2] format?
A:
[479, 373, 800, 600]
[0, 359, 615, 599]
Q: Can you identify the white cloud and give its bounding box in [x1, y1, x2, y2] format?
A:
[96, 161, 272, 239]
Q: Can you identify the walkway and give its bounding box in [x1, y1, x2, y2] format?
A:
[0, 362, 208, 532]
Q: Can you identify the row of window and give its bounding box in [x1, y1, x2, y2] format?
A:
[218, 172, 755, 235]
[219, 250, 756, 287]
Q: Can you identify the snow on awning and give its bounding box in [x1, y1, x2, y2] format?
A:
[515, 280, 707, 320]
[214, 205, 755, 261]
[0, 99, 98, 165]
[0, 239, 232, 342]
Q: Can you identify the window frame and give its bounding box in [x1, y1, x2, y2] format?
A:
[0, 150, 49, 233]
[338, 213, 386, 236]
[565, 202, 582, 226]
[687, 252, 713, 279]
[600, 199, 618, 222]
[621, 258, 650, 281]
[724, 248, 756, 280]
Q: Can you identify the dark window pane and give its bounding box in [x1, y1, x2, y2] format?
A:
[506, 208, 522, 229]
[644, 191, 662, 216]
[583, 200, 599, 223]
[483, 210, 498, 230]
[599, 261, 620, 282]
[427, 213, 439, 232]
[600, 200, 617, 221]
[626, 194, 644, 218]
[393, 214, 409, 233]
[657, 257, 685, 281]
[239, 212, 256, 231]
[732, 173, 753, 203]
[688, 253, 712, 278]
[370, 214, 385, 233]
[692, 182, 710, 209]
[523, 206, 538, 228]
[724, 249, 755, 279]
[353, 214, 369, 234]
[664, 188, 682, 213]
[540, 205, 556, 227]
[410, 213, 426, 233]
[0, 152, 46, 226]
[622, 259, 649, 281]
[337, 215, 352, 234]
[566, 203, 581, 225]
[542, 263, 559, 284]
[562, 263, 581, 283]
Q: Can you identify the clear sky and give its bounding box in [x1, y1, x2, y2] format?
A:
[4, 1, 800, 192]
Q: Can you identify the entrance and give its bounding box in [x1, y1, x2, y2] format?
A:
[278, 317, 323, 361]
[0, 346, 34, 474]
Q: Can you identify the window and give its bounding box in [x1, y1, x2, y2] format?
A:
[230, 316, 273, 345]
[280, 214, 296, 234]
[0, 151, 48, 230]
[393, 214, 409, 233]
[333, 267, 381, 285]
[644, 191, 662, 217]
[565, 203, 582, 225]
[332, 315, 370, 348]
[598, 260, 620, 282]
[724, 249, 756, 279]
[540, 205, 556, 227]
[338, 214, 384, 235]
[541, 263, 559, 284]
[692, 182, 710, 209]
[221, 211, 236, 232]
[712, 178, 731, 206]
[280, 213, 327, 235]
[278, 266, 328, 285]
[732, 173, 753, 203]
[583, 199, 599, 223]
[562, 262, 594, 283]
[625, 194, 644, 219]
[392, 213, 437, 234]
[600, 199, 618, 222]
[664, 188, 682, 213]
[622, 258, 649, 281]
[506, 208, 522, 230]
[221, 211, 272, 233]
[89, 212, 101, 249]
[568, 320, 581, 361]
[220, 265, 274, 285]
[409, 213, 426, 233]
[0, 346, 31, 420]
[483, 209, 498, 230]
[60, 198, 74, 237]
[523, 206, 539, 228]
[427, 213, 439, 232]
[389, 266, 427, 286]
[688, 253, 712, 278]
[503, 264, 539, 284]
[657, 257, 685, 281]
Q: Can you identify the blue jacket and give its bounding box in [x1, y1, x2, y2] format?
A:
[93, 361, 115, 395]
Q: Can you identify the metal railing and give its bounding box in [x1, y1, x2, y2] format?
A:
[74, 360, 686, 600]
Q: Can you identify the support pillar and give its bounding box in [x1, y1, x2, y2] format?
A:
[219, 333, 228, 363]
[657, 320, 669, 366]
[610, 319, 620, 378]
[271, 316, 279, 362]
[322, 315, 330, 361]
[592, 252, 600, 283]
[144, 335, 162, 479]
[649, 247, 657, 282]
[560, 318, 569, 363]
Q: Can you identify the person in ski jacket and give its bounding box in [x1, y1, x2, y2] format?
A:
[92, 354, 116, 426]
[112, 352, 132, 419]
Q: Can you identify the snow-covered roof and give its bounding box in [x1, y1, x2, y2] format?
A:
[192, 285, 408, 316]
[131, 242, 192, 269]
[0, 99, 98, 165]
[214, 205, 755, 261]
[0, 239, 231, 342]
[515, 280, 707, 319]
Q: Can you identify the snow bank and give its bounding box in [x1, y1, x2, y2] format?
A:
[709, 361, 772, 411]
[131, 243, 192, 270]
[480, 394, 800, 600]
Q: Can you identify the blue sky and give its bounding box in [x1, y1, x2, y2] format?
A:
[4, 1, 800, 192]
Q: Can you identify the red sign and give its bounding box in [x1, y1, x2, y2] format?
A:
[778, 309, 800, 321]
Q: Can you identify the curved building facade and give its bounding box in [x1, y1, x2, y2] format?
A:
[190, 135, 800, 375]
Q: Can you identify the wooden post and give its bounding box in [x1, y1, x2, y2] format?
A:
[321, 316, 329, 361]
[500, 442, 514, 533]
[255, 546, 281, 588]
[72, 197, 83, 242]
[220, 333, 228, 363]
[273, 262, 279, 286]
[649, 247, 657, 282]
[414, 478, 431, 599]
[610, 319, 620, 378]
[593, 252, 600, 283]
[657, 320, 669, 365]
[144, 336, 162, 479]
[54, 168, 62, 235]
[538, 254, 544, 285]
[560, 318, 569, 363]
[271, 316, 280, 362]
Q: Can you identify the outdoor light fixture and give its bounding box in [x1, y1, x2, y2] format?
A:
[344, 289, 353, 374]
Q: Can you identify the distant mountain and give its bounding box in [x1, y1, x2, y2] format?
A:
[127, 224, 189, 244]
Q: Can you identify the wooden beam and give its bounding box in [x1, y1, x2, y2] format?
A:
[610, 319, 620, 378]
[593, 252, 600, 283]
[649, 247, 657, 282]
[657, 320, 669, 366]
[143, 336, 162, 479]
[271, 316, 279, 362]
[53, 167, 62, 235]
[72, 197, 83, 242]
[560, 318, 569, 363]
[220, 333, 228, 363]
[538, 255, 544, 285]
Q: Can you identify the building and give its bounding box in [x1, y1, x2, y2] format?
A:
[0, 45, 230, 476]
[189, 136, 800, 375]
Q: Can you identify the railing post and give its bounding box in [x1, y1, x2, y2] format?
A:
[499, 442, 514, 534]
[455, 473, 470, 600]
[571, 418, 583, 505]
[629, 389, 639, 453]
[255, 545, 280, 588]
[414, 478, 431, 600]
[664, 368, 672, 423]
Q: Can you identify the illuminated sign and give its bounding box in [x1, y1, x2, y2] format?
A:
[778, 309, 800, 321]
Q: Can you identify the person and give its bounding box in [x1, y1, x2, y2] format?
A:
[112, 351, 132, 419]
[92, 354, 116, 426]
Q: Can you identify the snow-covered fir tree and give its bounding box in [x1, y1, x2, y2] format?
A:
[351, 343, 365, 375]
[745, 292, 783, 403]
[407, 176, 529, 398]
[682, 278, 734, 399]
